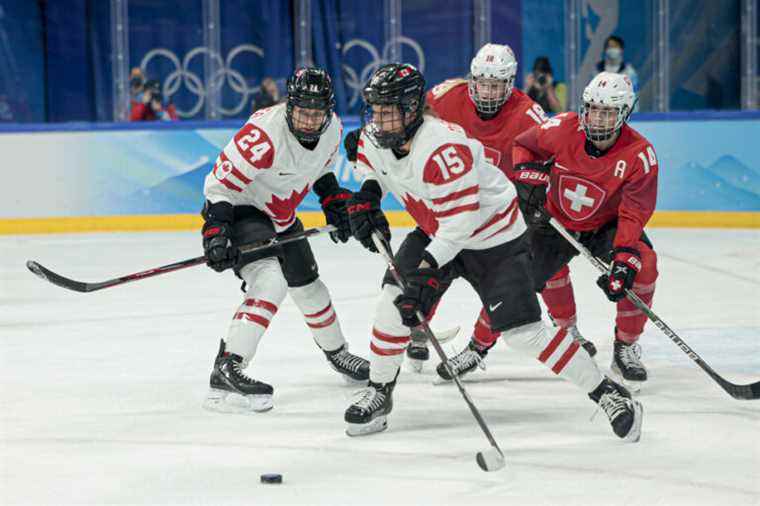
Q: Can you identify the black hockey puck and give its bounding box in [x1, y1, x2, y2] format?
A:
[260, 473, 283, 484]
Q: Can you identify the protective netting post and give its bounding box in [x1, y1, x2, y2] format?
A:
[654, 0, 670, 112]
[741, 0, 758, 109]
[294, 0, 313, 67]
[110, 0, 130, 121]
[203, 0, 221, 119]
[384, 0, 402, 63]
[473, 0, 492, 53]
[564, 0, 580, 112]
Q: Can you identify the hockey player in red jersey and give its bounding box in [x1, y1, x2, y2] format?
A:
[408, 43, 596, 374]
[200, 68, 369, 414]
[443, 71, 658, 392]
[342, 63, 642, 441]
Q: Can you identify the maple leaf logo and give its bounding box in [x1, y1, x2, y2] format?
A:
[265, 185, 310, 228]
[402, 193, 439, 236]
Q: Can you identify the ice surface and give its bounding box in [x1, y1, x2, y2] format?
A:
[1, 228, 758, 505]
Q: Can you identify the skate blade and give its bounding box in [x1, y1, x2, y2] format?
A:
[407, 358, 425, 373]
[610, 365, 645, 395]
[340, 374, 369, 386]
[203, 388, 273, 414]
[623, 400, 644, 443]
[345, 415, 388, 437]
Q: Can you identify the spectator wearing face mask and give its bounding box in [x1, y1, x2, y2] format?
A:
[596, 36, 639, 93]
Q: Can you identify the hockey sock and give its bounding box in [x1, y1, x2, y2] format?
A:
[540, 265, 578, 329]
[369, 284, 410, 384]
[289, 278, 345, 351]
[225, 258, 287, 361]
[503, 321, 604, 392]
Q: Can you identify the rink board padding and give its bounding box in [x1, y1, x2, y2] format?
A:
[0, 210, 757, 235]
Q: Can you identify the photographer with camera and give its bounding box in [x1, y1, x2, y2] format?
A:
[524, 56, 566, 113]
[129, 79, 178, 121]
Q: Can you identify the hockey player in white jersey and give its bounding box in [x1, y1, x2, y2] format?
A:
[343, 63, 643, 441]
[201, 67, 369, 414]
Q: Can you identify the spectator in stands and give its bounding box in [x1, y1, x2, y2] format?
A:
[252, 77, 281, 112]
[595, 35, 639, 92]
[130, 79, 178, 121]
[524, 56, 567, 113]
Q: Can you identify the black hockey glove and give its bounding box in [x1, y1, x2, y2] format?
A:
[347, 181, 390, 253]
[394, 265, 443, 327]
[343, 128, 361, 163]
[201, 201, 238, 273]
[314, 173, 353, 243]
[513, 157, 554, 225]
[320, 188, 353, 243]
[596, 247, 641, 302]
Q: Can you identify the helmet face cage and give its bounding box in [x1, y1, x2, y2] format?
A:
[285, 68, 335, 143]
[361, 64, 425, 150]
[467, 75, 514, 115]
[579, 101, 632, 142]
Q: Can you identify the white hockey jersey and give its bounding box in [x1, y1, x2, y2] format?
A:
[356, 117, 525, 267]
[203, 103, 342, 232]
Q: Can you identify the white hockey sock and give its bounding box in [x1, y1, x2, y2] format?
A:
[225, 258, 288, 361]
[289, 278, 346, 352]
[368, 285, 410, 384]
[503, 321, 604, 392]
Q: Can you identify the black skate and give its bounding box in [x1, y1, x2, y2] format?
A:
[589, 377, 643, 442]
[435, 339, 491, 382]
[568, 325, 597, 357]
[324, 344, 370, 384]
[345, 380, 395, 436]
[406, 326, 430, 372]
[611, 338, 647, 393]
[203, 340, 273, 413]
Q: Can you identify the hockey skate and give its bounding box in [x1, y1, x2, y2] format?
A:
[406, 325, 461, 373]
[435, 339, 491, 382]
[406, 326, 430, 372]
[610, 339, 647, 393]
[345, 380, 395, 436]
[589, 377, 643, 442]
[203, 340, 273, 414]
[568, 324, 597, 357]
[324, 344, 370, 384]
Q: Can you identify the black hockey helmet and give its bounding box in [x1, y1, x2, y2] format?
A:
[361, 63, 425, 149]
[286, 67, 336, 143]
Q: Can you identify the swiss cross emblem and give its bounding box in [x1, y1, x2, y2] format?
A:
[558, 175, 606, 221]
[397, 67, 412, 78]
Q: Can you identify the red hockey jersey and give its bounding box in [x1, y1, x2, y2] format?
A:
[512, 112, 658, 250]
[426, 80, 547, 174]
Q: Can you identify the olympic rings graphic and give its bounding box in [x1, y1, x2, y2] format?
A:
[341, 36, 426, 108]
[140, 44, 264, 118]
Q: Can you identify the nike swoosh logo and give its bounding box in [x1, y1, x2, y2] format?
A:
[489, 301, 503, 311]
[554, 162, 570, 171]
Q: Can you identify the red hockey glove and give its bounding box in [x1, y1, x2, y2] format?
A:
[597, 247, 642, 302]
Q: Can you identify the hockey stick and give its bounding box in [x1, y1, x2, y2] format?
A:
[370, 232, 506, 472]
[26, 225, 337, 294]
[547, 217, 760, 400]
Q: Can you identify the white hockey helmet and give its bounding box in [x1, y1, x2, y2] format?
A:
[579, 71, 636, 142]
[467, 43, 517, 116]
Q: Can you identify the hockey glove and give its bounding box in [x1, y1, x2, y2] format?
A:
[343, 128, 361, 162]
[347, 181, 391, 253]
[596, 247, 642, 302]
[513, 157, 554, 225]
[394, 266, 442, 327]
[320, 187, 353, 243]
[201, 201, 238, 272]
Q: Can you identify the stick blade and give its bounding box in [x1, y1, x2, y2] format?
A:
[26, 260, 90, 292]
[727, 380, 760, 400]
[476, 448, 506, 472]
